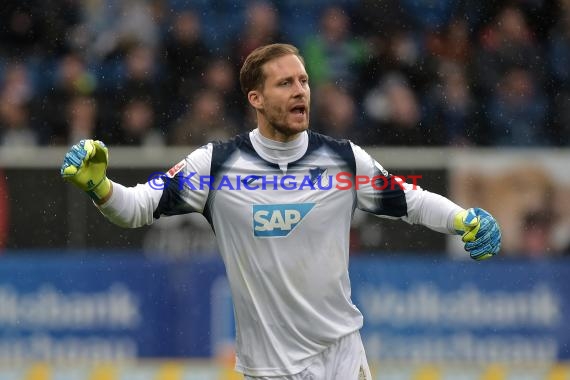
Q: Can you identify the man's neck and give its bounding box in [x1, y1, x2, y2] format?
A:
[249, 128, 309, 171]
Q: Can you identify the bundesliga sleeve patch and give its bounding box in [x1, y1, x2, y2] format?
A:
[167, 160, 186, 178]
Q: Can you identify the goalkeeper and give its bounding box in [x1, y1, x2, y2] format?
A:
[61, 44, 501, 379]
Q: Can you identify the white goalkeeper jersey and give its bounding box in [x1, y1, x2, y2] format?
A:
[98, 129, 462, 376]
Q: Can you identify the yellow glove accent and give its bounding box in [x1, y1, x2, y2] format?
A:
[454, 209, 481, 242]
[61, 140, 111, 201]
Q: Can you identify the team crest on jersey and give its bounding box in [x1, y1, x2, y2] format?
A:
[166, 160, 186, 178]
[253, 203, 315, 237]
[309, 167, 330, 188]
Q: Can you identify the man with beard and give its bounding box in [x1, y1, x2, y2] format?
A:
[61, 44, 501, 380]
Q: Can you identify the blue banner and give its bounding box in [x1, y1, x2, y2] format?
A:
[351, 258, 570, 362]
[1, 254, 569, 362]
[0, 254, 194, 360]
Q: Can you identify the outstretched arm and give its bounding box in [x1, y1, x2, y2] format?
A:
[61, 139, 211, 228]
[352, 143, 501, 260]
[61, 139, 162, 227]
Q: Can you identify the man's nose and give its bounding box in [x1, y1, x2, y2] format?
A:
[292, 80, 307, 97]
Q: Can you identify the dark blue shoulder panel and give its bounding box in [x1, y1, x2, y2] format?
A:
[202, 134, 249, 225]
[152, 172, 196, 219]
[209, 133, 247, 177]
[152, 136, 245, 221]
[370, 173, 408, 217]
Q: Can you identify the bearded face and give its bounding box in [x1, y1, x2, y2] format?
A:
[249, 54, 311, 142]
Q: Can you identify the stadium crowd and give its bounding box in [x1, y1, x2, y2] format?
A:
[1, 0, 569, 148]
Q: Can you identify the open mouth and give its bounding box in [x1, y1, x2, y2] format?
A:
[290, 105, 306, 115]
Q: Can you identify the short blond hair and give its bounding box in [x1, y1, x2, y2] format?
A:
[239, 43, 305, 95]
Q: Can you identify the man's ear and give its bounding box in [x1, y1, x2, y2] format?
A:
[248, 90, 263, 110]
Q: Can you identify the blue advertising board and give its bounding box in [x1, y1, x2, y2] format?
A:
[0, 254, 193, 360]
[0, 254, 569, 362]
[350, 258, 570, 362]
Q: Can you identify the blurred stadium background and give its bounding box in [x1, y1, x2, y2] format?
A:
[1, 0, 570, 379]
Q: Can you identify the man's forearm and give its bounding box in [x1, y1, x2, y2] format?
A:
[96, 180, 161, 228]
[405, 189, 464, 234]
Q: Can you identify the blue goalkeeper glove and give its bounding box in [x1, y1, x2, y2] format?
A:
[61, 139, 111, 202]
[454, 208, 501, 260]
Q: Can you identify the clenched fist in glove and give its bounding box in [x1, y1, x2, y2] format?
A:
[454, 208, 501, 260]
[61, 139, 112, 203]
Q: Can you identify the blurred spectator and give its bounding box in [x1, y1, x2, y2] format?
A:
[36, 0, 82, 57]
[312, 83, 360, 140]
[0, 1, 40, 57]
[230, 1, 285, 67]
[104, 99, 163, 146]
[486, 67, 549, 146]
[99, 44, 162, 136]
[0, 62, 34, 108]
[353, 0, 416, 102]
[303, 5, 367, 91]
[163, 10, 211, 106]
[66, 96, 98, 144]
[356, 29, 425, 101]
[0, 62, 38, 146]
[119, 45, 160, 104]
[169, 89, 238, 146]
[38, 52, 97, 144]
[422, 63, 476, 145]
[78, 0, 160, 61]
[473, 5, 545, 98]
[202, 57, 245, 127]
[515, 0, 560, 43]
[0, 94, 37, 147]
[425, 17, 472, 66]
[362, 74, 424, 145]
[0, 1, 80, 58]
